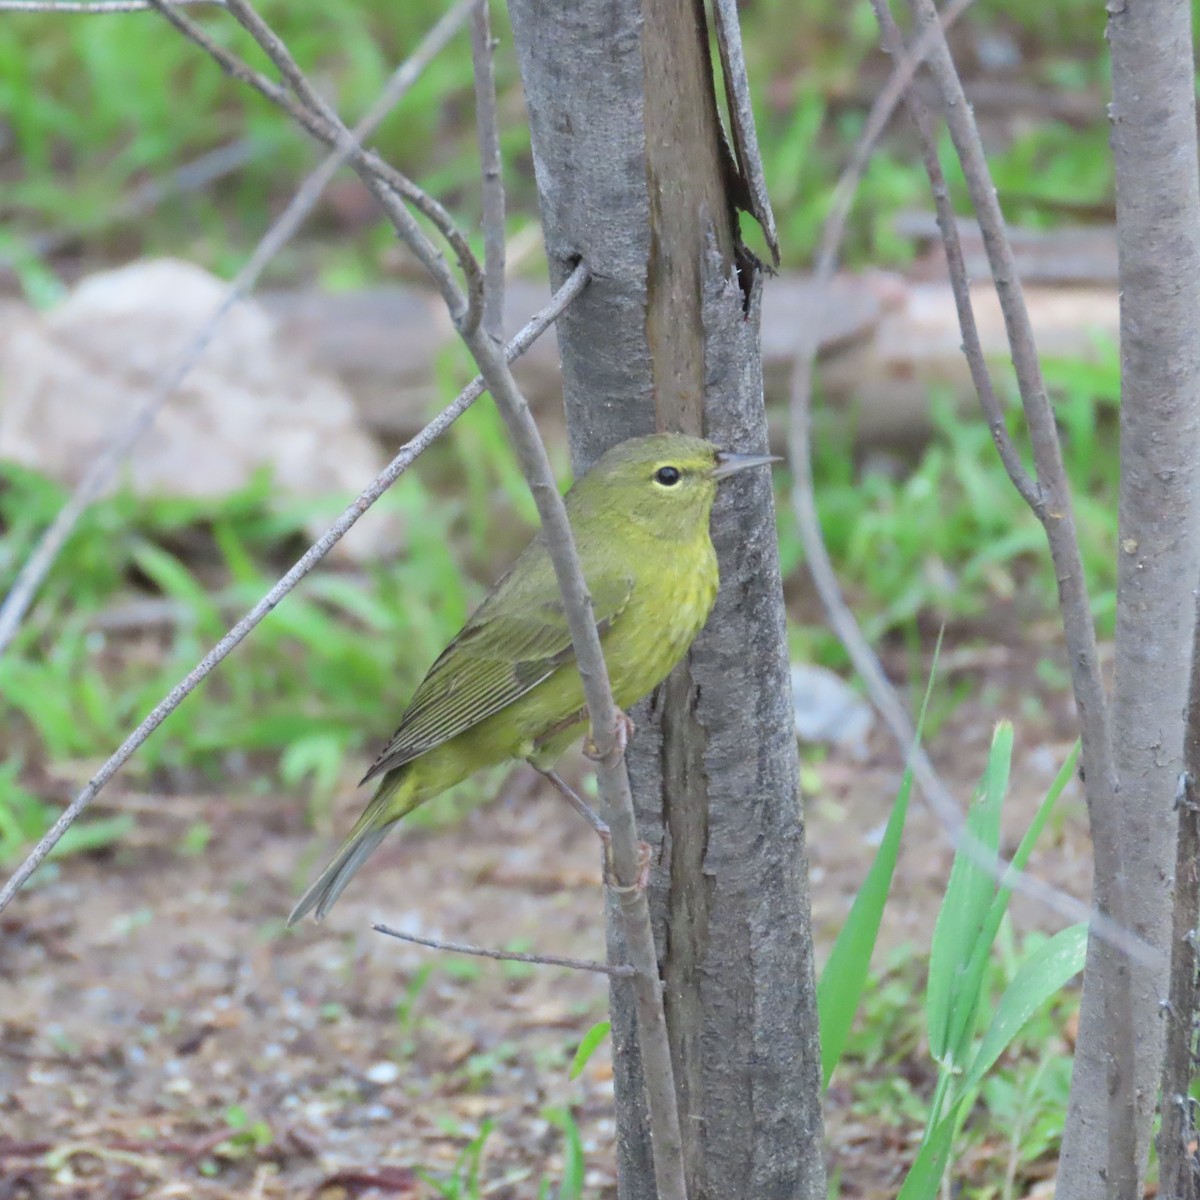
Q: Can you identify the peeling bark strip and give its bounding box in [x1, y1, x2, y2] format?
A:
[1057, 0, 1200, 1192]
[507, 1, 826, 1197]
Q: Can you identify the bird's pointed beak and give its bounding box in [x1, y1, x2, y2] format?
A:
[711, 450, 782, 480]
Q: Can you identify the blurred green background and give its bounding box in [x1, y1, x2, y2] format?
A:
[0, 0, 1133, 853]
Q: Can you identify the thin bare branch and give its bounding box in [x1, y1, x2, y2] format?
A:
[0, 0, 217, 9]
[151, 0, 483, 331]
[467, 15, 683, 1175]
[884, 0, 1134, 1189]
[899, 0, 1115, 796]
[790, 0, 979, 814]
[0, 261, 590, 916]
[0, 2, 472, 661]
[470, 0, 506, 337]
[459, 318, 688, 1200]
[860, 1, 1039, 509]
[2, 140, 257, 271]
[786, 0, 1154, 968]
[372, 924, 635, 978]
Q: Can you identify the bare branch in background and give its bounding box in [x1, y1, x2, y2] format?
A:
[0, 0, 217, 10]
[897, 0, 1115, 791]
[437, 15, 688, 1195]
[789, 0, 974, 806]
[1, 140, 257, 273]
[1057, 0, 1200, 1186]
[372, 924, 635, 978]
[871, 0, 1136, 1188]
[0, 0, 474, 661]
[470, 0, 506, 338]
[788, 0, 1154, 968]
[148, 0, 482, 330]
[0, 261, 590, 915]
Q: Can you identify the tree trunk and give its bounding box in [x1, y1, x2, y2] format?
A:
[506, 1, 827, 1197]
[1057, 0, 1200, 1194]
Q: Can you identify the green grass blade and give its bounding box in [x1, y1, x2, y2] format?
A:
[816, 630, 942, 1088]
[965, 923, 1087, 1091]
[954, 740, 1080, 1051]
[568, 1020, 611, 1081]
[985, 741, 1079, 937]
[817, 766, 913, 1088]
[896, 1108, 960, 1200]
[926, 721, 1012, 1065]
[544, 1108, 586, 1200]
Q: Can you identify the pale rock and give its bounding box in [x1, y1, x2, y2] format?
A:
[791, 662, 874, 755]
[0, 259, 401, 561]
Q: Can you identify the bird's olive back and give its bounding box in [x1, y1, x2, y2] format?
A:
[565, 433, 722, 543]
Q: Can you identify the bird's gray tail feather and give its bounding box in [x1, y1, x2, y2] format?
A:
[287, 825, 389, 926]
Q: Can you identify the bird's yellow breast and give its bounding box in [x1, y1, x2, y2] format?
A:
[603, 531, 719, 710]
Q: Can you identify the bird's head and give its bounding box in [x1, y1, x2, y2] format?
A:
[567, 432, 778, 542]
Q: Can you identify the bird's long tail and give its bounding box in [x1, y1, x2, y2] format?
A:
[287, 769, 413, 925]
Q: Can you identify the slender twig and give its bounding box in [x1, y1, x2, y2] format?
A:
[458, 16, 686, 1194]
[150, 0, 482, 331]
[0, 3, 473, 661]
[0, 0, 217, 9]
[459, 321, 689, 1200]
[1, 140, 257, 270]
[787, 0, 1155, 968]
[470, 0, 506, 338]
[0, 261, 590, 915]
[372, 924, 635, 978]
[897, 0, 1116, 798]
[886, 0, 1134, 1189]
[861, 2, 1038, 510]
[790, 0, 977, 808]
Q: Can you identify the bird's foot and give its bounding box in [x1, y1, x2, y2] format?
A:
[605, 839, 653, 896]
[583, 708, 636, 767]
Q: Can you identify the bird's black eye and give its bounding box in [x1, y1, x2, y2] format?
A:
[655, 465, 682, 486]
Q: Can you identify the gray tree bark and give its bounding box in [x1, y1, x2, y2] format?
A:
[1057, 0, 1200, 1194]
[506, 2, 827, 1197]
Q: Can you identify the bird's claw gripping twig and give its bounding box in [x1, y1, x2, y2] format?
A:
[583, 708, 635, 767]
[606, 839, 652, 895]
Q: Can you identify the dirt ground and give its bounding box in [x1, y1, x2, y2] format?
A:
[0, 650, 1090, 1200]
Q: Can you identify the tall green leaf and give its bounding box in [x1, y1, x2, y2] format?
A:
[926, 721, 1012, 1065]
[818, 766, 913, 1087]
[965, 924, 1087, 1091]
[816, 632, 941, 1087]
[953, 742, 1080, 1058]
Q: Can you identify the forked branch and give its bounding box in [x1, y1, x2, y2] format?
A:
[0, 262, 590, 915]
[0, 0, 475, 660]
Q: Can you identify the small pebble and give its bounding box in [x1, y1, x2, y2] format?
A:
[365, 1060, 400, 1085]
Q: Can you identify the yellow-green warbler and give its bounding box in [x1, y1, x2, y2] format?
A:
[289, 432, 776, 924]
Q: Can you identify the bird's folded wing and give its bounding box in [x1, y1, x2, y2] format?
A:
[360, 562, 634, 783]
